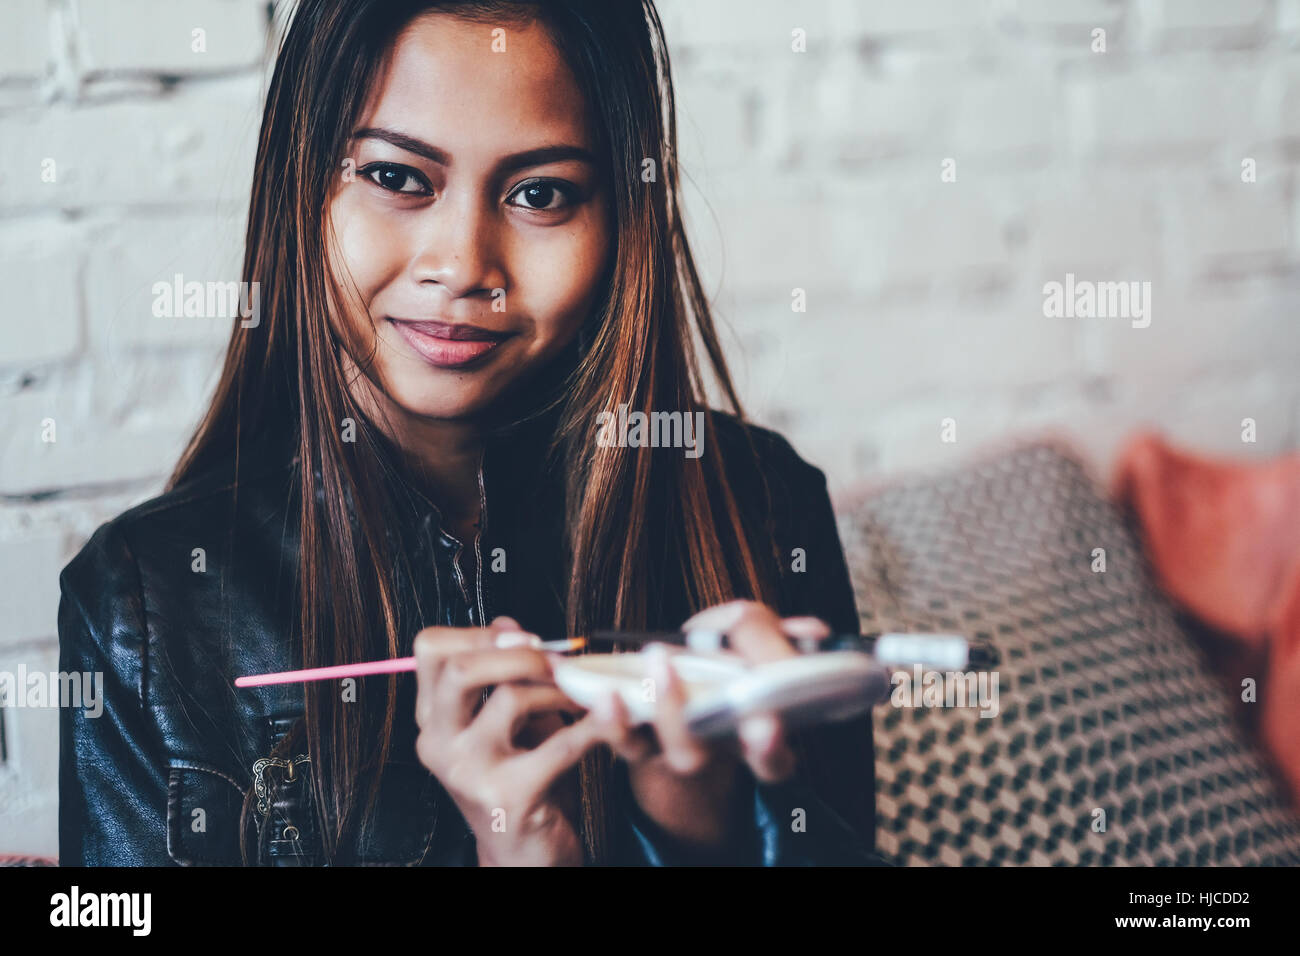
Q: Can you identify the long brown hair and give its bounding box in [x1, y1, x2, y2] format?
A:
[171, 0, 779, 864]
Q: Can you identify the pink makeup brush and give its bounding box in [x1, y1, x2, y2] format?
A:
[232, 637, 587, 687]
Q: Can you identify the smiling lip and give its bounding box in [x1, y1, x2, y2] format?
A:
[389, 318, 514, 369]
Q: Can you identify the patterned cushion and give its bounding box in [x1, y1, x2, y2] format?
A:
[838, 439, 1300, 865]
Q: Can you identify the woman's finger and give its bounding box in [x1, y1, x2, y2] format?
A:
[644, 643, 711, 775]
[591, 689, 658, 763]
[509, 710, 612, 798]
[682, 599, 749, 633]
[413, 626, 509, 730]
[413, 625, 505, 663]
[686, 600, 792, 664]
[738, 712, 798, 783]
[780, 615, 833, 653]
[488, 616, 544, 649]
[436, 647, 554, 730]
[473, 683, 587, 753]
[780, 616, 831, 639]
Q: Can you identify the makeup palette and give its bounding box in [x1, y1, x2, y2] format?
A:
[550, 649, 892, 738]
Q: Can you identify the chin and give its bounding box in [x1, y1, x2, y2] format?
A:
[388, 385, 501, 422]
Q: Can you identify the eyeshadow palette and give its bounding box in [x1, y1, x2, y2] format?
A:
[551, 650, 891, 738]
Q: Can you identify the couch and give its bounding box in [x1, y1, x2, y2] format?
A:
[837, 437, 1300, 865]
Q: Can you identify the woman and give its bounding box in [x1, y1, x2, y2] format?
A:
[58, 0, 879, 866]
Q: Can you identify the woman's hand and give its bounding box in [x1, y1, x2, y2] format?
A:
[597, 600, 830, 851]
[413, 616, 607, 866]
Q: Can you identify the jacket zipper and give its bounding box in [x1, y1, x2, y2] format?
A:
[448, 541, 473, 612]
[441, 448, 490, 711]
[472, 449, 488, 709]
[444, 449, 488, 627]
[472, 447, 488, 626]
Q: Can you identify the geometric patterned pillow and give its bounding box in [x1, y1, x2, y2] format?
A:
[837, 439, 1300, 865]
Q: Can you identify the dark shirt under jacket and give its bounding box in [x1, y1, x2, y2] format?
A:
[58, 409, 880, 866]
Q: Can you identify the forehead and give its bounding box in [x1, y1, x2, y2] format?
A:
[362, 12, 592, 157]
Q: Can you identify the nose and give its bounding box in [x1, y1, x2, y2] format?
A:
[408, 192, 506, 302]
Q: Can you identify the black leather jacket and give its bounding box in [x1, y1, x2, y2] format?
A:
[58, 411, 879, 866]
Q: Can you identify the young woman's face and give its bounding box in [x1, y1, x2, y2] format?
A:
[326, 12, 611, 423]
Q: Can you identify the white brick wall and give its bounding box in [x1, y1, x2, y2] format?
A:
[73, 0, 267, 75]
[2, 0, 1298, 858]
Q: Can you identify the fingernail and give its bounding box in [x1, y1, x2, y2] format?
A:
[781, 616, 830, 639]
[495, 631, 542, 649]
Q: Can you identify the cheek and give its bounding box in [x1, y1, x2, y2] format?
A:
[512, 215, 610, 346]
[326, 192, 405, 326]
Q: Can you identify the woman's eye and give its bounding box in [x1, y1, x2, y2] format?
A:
[508, 180, 575, 212]
[362, 163, 431, 195]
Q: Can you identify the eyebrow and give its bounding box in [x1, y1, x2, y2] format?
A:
[353, 127, 596, 173]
